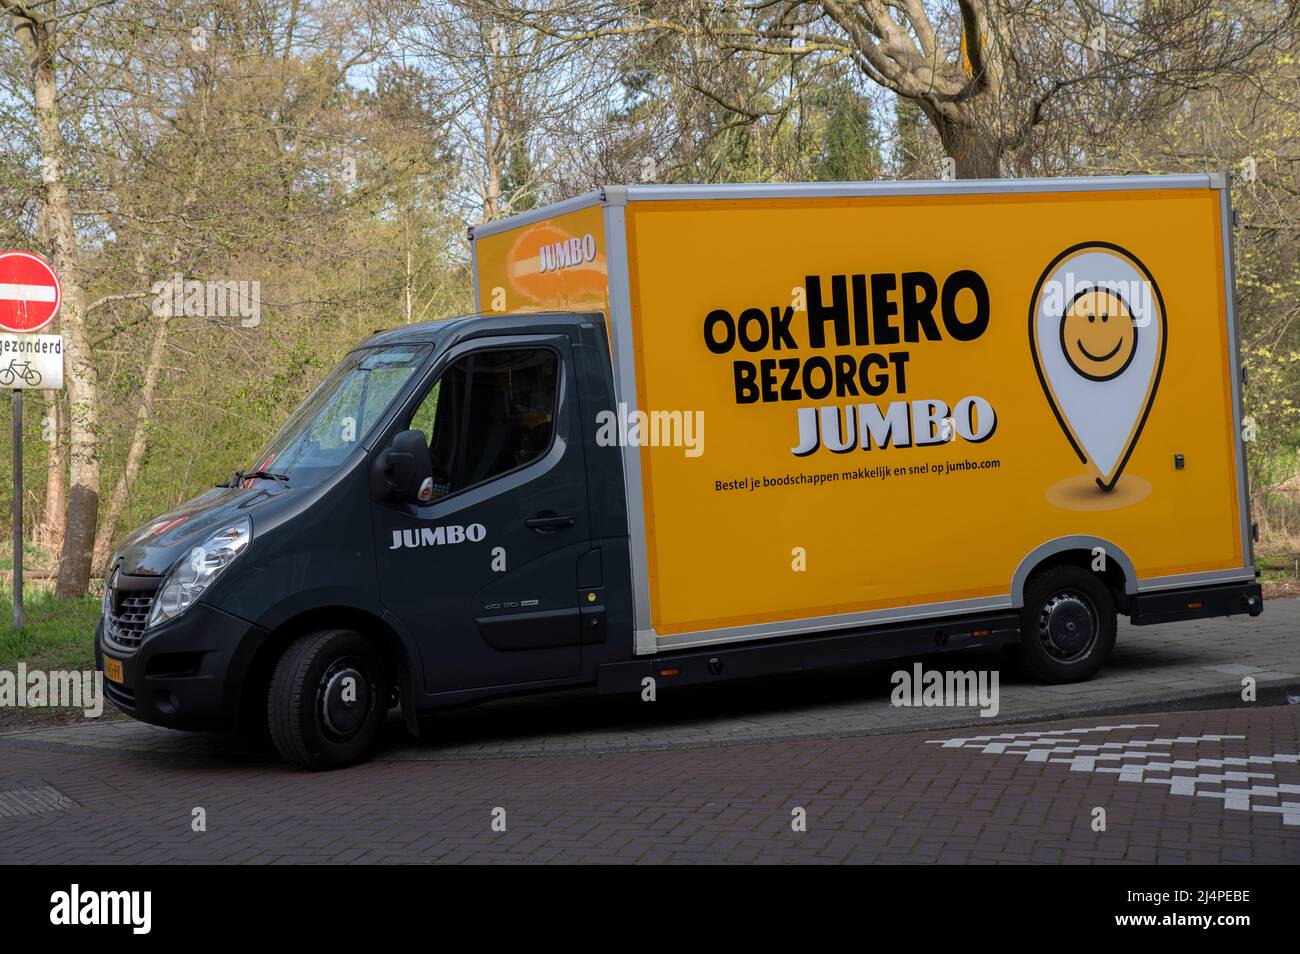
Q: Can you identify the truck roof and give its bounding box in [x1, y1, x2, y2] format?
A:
[358, 311, 604, 349]
[468, 173, 1227, 240]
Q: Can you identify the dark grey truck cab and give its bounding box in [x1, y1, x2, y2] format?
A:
[98, 313, 634, 768]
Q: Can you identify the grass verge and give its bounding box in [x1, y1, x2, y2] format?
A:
[0, 586, 108, 730]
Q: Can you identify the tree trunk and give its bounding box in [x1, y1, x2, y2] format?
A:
[36, 388, 66, 557]
[483, 21, 506, 219]
[405, 222, 413, 323]
[90, 317, 171, 577]
[484, 91, 501, 219]
[12, 13, 102, 596]
[932, 110, 1003, 179]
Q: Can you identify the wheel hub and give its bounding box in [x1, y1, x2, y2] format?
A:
[318, 659, 370, 740]
[1038, 592, 1097, 660]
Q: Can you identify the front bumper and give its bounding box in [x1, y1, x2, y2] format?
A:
[96, 602, 270, 731]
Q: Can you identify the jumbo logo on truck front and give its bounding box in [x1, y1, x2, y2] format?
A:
[703, 267, 998, 457]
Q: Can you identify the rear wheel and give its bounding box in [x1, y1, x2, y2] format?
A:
[268, 629, 387, 770]
[1017, 566, 1117, 683]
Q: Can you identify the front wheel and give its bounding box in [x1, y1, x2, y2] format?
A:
[268, 629, 388, 770]
[1016, 566, 1117, 683]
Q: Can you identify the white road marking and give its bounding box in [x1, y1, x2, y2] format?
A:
[926, 723, 1159, 750]
[928, 723, 1300, 826]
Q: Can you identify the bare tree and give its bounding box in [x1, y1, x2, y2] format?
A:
[496, 0, 1292, 179]
[393, 0, 626, 222]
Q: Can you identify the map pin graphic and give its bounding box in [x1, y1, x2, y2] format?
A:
[1029, 243, 1167, 491]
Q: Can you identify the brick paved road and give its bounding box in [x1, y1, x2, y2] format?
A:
[1, 598, 1295, 863]
[1, 704, 1296, 863]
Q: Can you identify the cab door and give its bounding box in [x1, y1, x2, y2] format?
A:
[371, 334, 590, 692]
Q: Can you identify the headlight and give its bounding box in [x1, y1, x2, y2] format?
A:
[147, 519, 251, 629]
[102, 569, 115, 618]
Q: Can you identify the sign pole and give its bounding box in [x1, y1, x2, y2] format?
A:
[0, 249, 63, 630]
[12, 388, 20, 631]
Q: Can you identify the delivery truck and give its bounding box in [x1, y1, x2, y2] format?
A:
[97, 173, 1263, 768]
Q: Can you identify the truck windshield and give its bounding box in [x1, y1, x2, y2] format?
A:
[246, 344, 431, 488]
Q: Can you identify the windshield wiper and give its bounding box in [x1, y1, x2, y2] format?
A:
[218, 470, 290, 488]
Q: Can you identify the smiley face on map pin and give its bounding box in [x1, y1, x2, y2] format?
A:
[1029, 242, 1167, 491]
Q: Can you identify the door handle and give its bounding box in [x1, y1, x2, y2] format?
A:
[526, 514, 576, 531]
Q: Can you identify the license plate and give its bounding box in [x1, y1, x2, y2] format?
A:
[103, 657, 123, 684]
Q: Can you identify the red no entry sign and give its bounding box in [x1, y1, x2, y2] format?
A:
[0, 250, 62, 333]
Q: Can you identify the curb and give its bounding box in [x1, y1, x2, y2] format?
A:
[1, 678, 1297, 766]
[377, 678, 1300, 763]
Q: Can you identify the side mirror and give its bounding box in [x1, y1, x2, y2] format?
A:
[371, 429, 433, 502]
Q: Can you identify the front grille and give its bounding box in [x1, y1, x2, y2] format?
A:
[105, 574, 160, 651]
[108, 595, 153, 648]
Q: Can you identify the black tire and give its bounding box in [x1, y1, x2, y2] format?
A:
[268, 629, 387, 770]
[1017, 566, 1117, 683]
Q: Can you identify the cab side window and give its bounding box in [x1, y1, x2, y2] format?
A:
[408, 348, 558, 500]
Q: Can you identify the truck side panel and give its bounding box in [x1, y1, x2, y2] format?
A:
[622, 188, 1249, 645]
